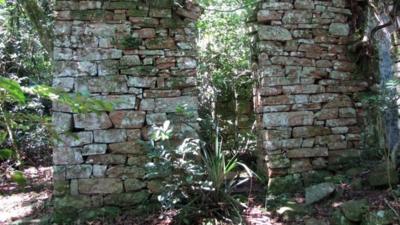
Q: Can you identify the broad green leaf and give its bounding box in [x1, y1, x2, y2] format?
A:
[11, 170, 27, 186]
[0, 77, 26, 104]
[0, 148, 13, 160]
[0, 130, 7, 144]
[0, 0, 4, 5]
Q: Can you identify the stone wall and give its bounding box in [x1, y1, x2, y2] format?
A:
[253, 0, 368, 193]
[51, 0, 202, 217]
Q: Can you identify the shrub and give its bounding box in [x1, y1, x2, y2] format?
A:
[146, 120, 254, 224]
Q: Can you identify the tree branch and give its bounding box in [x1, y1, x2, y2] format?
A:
[17, 0, 53, 56]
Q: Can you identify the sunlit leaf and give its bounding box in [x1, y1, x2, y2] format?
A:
[0, 148, 13, 160]
[11, 170, 27, 186]
[0, 130, 7, 144]
[0, 77, 26, 104]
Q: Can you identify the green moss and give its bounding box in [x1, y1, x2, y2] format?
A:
[70, 10, 112, 21]
[79, 207, 121, 222]
[149, 0, 173, 8]
[303, 170, 332, 186]
[127, 9, 149, 17]
[268, 174, 303, 195]
[160, 18, 186, 28]
[120, 36, 142, 49]
[106, 2, 138, 10]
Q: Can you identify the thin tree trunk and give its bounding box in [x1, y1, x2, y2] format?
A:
[17, 0, 53, 56]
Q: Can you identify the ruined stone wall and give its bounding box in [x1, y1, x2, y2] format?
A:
[253, 0, 368, 193]
[52, 0, 201, 217]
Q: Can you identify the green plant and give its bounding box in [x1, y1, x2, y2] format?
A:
[120, 36, 142, 49]
[0, 76, 112, 184]
[146, 119, 254, 224]
[197, 0, 257, 156]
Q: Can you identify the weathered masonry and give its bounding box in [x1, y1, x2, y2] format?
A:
[51, 0, 202, 216]
[51, 0, 370, 214]
[253, 0, 368, 193]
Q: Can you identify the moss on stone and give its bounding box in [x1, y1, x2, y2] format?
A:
[120, 36, 142, 49]
[79, 207, 121, 222]
[149, 0, 173, 8]
[70, 10, 112, 21]
[268, 174, 303, 195]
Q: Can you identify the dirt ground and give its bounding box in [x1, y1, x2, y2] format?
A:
[1, 166, 400, 225]
[0, 166, 52, 225]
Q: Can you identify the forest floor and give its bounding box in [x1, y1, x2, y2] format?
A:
[1, 163, 400, 224]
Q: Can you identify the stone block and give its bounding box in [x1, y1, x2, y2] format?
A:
[56, 132, 93, 147]
[98, 60, 119, 76]
[140, 98, 156, 111]
[326, 118, 357, 127]
[294, 0, 314, 9]
[74, 113, 113, 130]
[316, 108, 338, 120]
[268, 174, 302, 194]
[54, 47, 73, 60]
[93, 165, 107, 177]
[88, 76, 128, 93]
[293, 126, 331, 138]
[329, 23, 350, 36]
[258, 25, 293, 41]
[53, 147, 84, 165]
[289, 159, 313, 173]
[79, 178, 123, 194]
[109, 141, 146, 155]
[282, 10, 312, 24]
[262, 129, 292, 140]
[149, 8, 172, 18]
[74, 48, 122, 61]
[127, 77, 157, 88]
[54, 61, 97, 77]
[124, 178, 146, 191]
[257, 10, 282, 22]
[53, 77, 74, 92]
[120, 55, 141, 67]
[263, 111, 314, 127]
[262, 2, 293, 10]
[154, 96, 198, 113]
[70, 10, 113, 21]
[144, 90, 181, 98]
[82, 144, 107, 156]
[339, 108, 356, 118]
[266, 154, 290, 169]
[287, 148, 329, 158]
[53, 166, 66, 181]
[127, 156, 148, 166]
[52, 112, 73, 133]
[66, 165, 92, 179]
[94, 129, 127, 143]
[283, 85, 325, 94]
[305, 182, 336, 205]
[110, 111, 146, 128]
[86, 154, 126, 165]
[103, 191, 149, 206]
[106, 166, 146, 178]
[95, 95, 136, 110]
[264, 138, 302, 151]
[145, 37, 176, 49]
[146, 113, 168, 125]
[177, 57, 197, 69]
